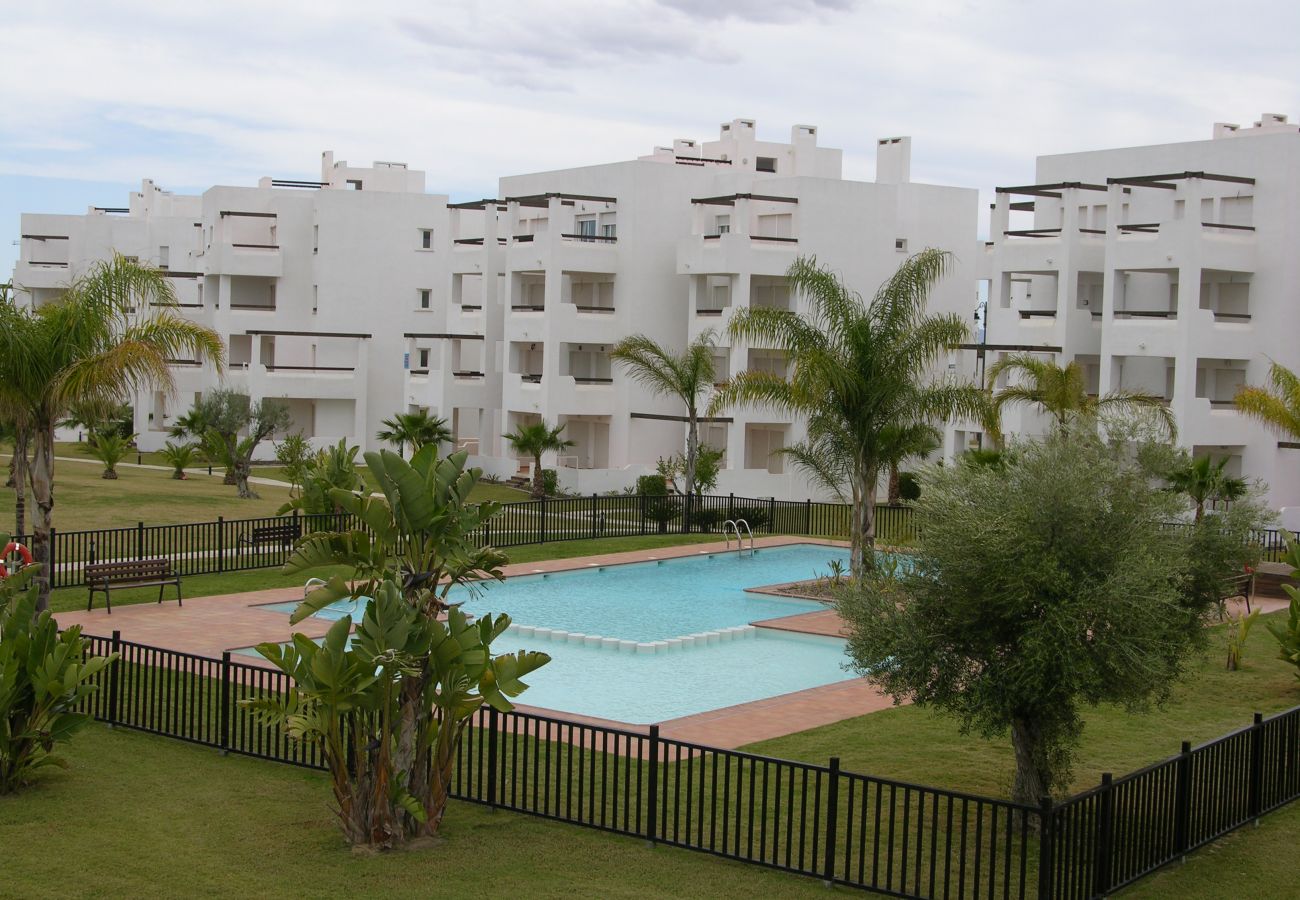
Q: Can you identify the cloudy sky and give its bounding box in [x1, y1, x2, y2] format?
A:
[2, 0, 1297, 274]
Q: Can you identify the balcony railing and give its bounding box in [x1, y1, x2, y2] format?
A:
[1118, 223, 1161, 234]
[520, 374, 543, 384]
[511, 304, 545, 312]
[573, 377, 614, 385]
[230, 243, 279, 250]
[1114, 310, 1176, 319]
[1202, 222, 1256, 232]
[560, 233, 617, 243]
[1019, 310, 1058, 319]
[265, 365, 355, 373]
[574, 305, 615, 314]
[453, 370, 484, 379]
[750, 234, 799, 244]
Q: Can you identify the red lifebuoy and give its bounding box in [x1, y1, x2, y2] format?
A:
[1, 541, 33, 577]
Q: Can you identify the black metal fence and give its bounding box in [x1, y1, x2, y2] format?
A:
[28, 494, 919, 590]
[20, 494, 1296, 592]
[75, 631, 1300, 898]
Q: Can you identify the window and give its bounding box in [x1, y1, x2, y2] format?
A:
[576, 216, 597, 238]
[313, 224, 319, 253]
[312, 285, 318, 315]
[418, 348, 431, 368]
[756, 156, 777, 173]
[420, 229, 433, 250]
[346, 179, 362, 191]
[715, 214, 730, 235]
[419, 289, 431, 310]
[158, 245, 170, 268]
[895, 238, 907, 252]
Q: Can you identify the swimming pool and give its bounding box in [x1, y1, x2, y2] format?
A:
[256, 543, 858, 723]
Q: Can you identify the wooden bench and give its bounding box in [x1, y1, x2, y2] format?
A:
[85, 558, 182, 615]
[1219, 570, 1256, 614]
[237, 522, 301, 555]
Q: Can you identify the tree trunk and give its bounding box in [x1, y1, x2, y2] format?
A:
[235, 459, 258, 499]
[685, 410, 699, 497]
[102, 468, 118, 480]
[223, 469, 237, 485]
[30, 424, 55, 612]
[12, 429, 29, 537]
[887, 464, 901, 506]
[1194, 500, 1204, 523]
[849, 467, 879, 577]
[1010, 717, 1053, 807]
[531, 454, 545, 499]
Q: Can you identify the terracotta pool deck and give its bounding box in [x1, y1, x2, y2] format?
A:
[53, 535, 889, 749]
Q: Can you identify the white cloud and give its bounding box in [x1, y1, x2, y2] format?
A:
[0, 0, 1297, 206]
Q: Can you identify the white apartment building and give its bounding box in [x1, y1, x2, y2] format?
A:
[11, 120, 978, 499]
[949, 114, 1300, 510]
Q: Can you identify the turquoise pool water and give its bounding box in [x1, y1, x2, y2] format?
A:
[255, 543, 858, 723]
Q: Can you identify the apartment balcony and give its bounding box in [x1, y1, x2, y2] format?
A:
[249, 363, 360, 401]
[676, 232, 798, 279]
[506, 229, 617, 273]
[550, 375, 617, 416]
[503, 372, 544, 413]
[13, 260, 71, 290]
[1105, 314, 1181, 358]
[1110, 221, 1256, 273]
[1180, 396, 1252, 447]
[208, 241, 282, 278]
[993, 227, 1106, 274]
[405, 366, 488, 411]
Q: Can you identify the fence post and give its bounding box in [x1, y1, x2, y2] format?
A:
[1174, 740, 1193, 858]
[768, 496, 776, 534]
[805, 498, 813, 536]
[49, 527, 57, 588]
[216, 516, 225, 573]
[728, 492, 735, 521]
[136, 521, 145, 561]
[208, 464, 213, 476]
[640, 493, 647, 536]
[486, 707, 499, 811]
[1037, 796, 1055, 900]
[540, 497, 547, 544]
[107, 629, 122, 727]
[823, 756, 840, 885]
[1094, 773, 1115, 894]
[591, 493, 598, 540]
[1249, 712, 1265, 821]
[219, 651, 231, 755]
[645, 724, 660, 846]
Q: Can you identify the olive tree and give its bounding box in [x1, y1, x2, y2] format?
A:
[837, 433, 1202, 805]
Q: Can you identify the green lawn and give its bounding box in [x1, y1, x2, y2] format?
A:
[0, 725, 836, 899]
[3, 450, 529, 536]
[758, 615, 1300, 797]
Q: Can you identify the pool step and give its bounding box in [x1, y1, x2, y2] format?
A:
[504, 623, 758, 654]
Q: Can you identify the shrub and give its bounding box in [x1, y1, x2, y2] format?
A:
[0, 552, 118, 794]
[1225, 608, 1260, 671]
[273, 432, 313, 496]
[898, 471, 921, 502]
[692, 507, 726, 532]
[541, 468, 559, 497]
[636, 473, 668, 496]
[158, 441, 197, 480]
[83, 432, 133, 479]
[732, 506, 771, 531]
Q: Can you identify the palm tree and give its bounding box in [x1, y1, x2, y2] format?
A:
[882, 424, 941, 505]
[1166, 455, 1249, 522]
[987, 354, 1176, 438]
[502, 420, 574, 499]
[610, 331, 716, 496]
[376, 410, 452, 458]
[1234, 360, 1300, 441]
[0, 256, 224, 609]
[711, 251, 981, 574]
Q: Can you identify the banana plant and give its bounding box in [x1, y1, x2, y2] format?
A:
[1267, 535, 1300, 681]
[254, 450, 549, 847]
[0, 546, 118, 794]
[246, 579, 548, 845]
[283, 447, 507, 623]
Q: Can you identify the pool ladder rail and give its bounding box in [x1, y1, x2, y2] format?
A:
[722, 519, 755, 556]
